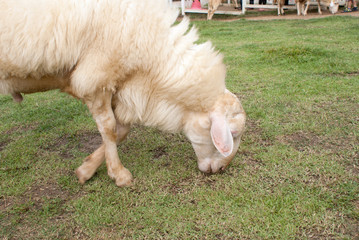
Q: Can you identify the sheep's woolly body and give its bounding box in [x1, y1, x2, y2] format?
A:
[0, 0, 247, 185]
[0, 0, 226, 132]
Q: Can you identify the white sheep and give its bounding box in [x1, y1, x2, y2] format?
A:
[274, 0, 338, 16]
[274, 0, 286, 15]
[295, 0, 339, 15]
[0, 0, 246, 187]
[208, 0, 240, 20]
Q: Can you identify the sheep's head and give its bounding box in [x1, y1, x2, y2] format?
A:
[183, 90, 246, 173]
[329, 0, 339, 14]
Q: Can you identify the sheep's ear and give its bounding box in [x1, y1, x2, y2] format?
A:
[210, 112, 233, 157]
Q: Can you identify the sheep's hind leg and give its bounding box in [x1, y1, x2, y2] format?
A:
[297, 2, 301, 15]
[84, 91, 133, 187]
[75, 123, 130, 184]
[207, 7, 215, 20]
[303, 1, 310, 15]
[232, 0, 239, 8]
[317, 1, 322, 14]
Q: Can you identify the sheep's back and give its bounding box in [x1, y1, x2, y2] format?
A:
[0, 0, 97, 79]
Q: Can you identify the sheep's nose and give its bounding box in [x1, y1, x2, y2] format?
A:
[198, 160, 223, 174]
[198, 161, 211, 173]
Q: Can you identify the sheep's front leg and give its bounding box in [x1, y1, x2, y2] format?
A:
[207, 5, 215, 20]
[232, 0, 239, 8]
[303, 1, 310, 15]
[278, 4, 284, 15]
[297, 2, 301, 15]
[208, 0, 221, 20]
[75, 123, 130, 184]
[85, 91, 133, 187]
[317, 1, 322, 14]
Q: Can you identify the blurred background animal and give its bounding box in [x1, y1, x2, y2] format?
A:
[208, 0, 240, 20]
[273, 0, 286, 15]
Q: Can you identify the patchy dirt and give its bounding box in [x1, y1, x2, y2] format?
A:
[242, 9, 359, 21]
[211, 8, 359, 21]
[239, 149, 264, 167]
[0, 181, 70, 213]
[43, 135, 74, 159]
[277, 128, 358, 154]
[43, 131, 102, 159]
[26, 182, 70, 209]
[150, 145, 168, 159]
[76, 131, 102, 153]
[326, 71, 359, 77]
[162, 174, 219, 195]
[5, 123, 38, 135]
[235, 118, 269, 174]
[298, 210, 359, 239]
[1, 180, 88, 240]
[245, 119, 273, 147]
[182, 7, 359, 22]
[0, 141, 7, 151]
[0, 195, 15, 212]
[277, 131, 321, 151]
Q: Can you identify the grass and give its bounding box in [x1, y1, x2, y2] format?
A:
[1, 15, 359, 239]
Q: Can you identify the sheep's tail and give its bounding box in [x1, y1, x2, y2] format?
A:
[11, 93, 23, 103]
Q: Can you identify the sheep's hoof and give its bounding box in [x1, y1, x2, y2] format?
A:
[75, 168, 89, 184]
[75, 162, 96, 184]
[112, 167, 133, 187]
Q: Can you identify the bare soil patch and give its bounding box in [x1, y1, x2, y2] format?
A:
[327, 71, 359, 77]
[1, 180, 87, 240]
[245, 119, 272, 147]
[76, 131, 102, 153]
[0, 181, 70, 213]
[185, 8, 359, 21]
[26, 182, 70, 209]
[43, 135, 74, 159]
[5, 123, 38, 135]
[278, 131, 321, 151]
[242, 9, 359, 21]
[150, 145, 168, 159]
[0, 140, 7, 151]
[43, 131, 102, 159]
[163, 174, 217, 195]
[278, 130, 357, 154]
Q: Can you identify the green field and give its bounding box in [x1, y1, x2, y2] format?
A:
[1, 15, 358, 239]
